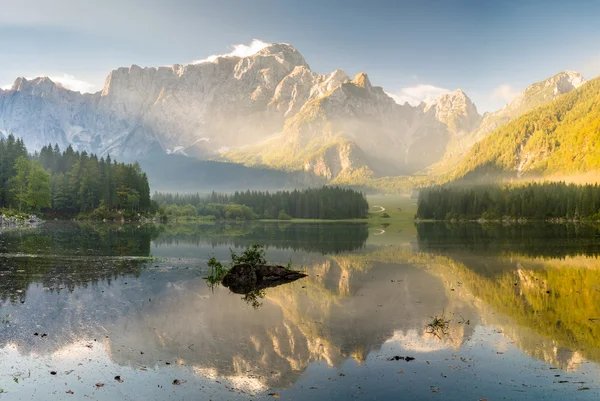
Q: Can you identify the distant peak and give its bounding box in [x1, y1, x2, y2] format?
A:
[10, 76, 57, 92]
[352, 72, 372, 89]
[555, 70, 586, 88]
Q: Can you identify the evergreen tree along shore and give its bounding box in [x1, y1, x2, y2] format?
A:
[0, 134, 367, 221]
[0, 135, 156, 219]
[417, 183, 600, 221]
[153, 187, 369, 220]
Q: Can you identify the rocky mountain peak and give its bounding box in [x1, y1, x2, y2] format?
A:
[10, 76, 59, 95]
[351, 72, 372, 90]
[425, 89, 481, 134]
[493, 70, 587, 121]
[253, 43, 309, 70]
[552, 70, 586, 94]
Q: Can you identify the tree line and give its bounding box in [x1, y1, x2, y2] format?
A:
[153, 187, 369, 220]
[417, 182, 600, 220]
[0, 135, 155, 216]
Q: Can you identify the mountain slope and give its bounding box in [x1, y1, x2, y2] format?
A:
[225, 73, 478, 179]
[446, 76, 600, 181]
[0, 43, 483, 183]
[428, 71, 586, 174]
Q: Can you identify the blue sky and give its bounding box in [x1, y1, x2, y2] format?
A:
[1, 0, 599, 111]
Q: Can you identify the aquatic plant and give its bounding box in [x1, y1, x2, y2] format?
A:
[426, 313, 450, 339]
[204, 256, 229, 287]
[230, 243, 267, 268]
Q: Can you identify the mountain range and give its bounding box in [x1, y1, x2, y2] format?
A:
[0, 42, 591, 189]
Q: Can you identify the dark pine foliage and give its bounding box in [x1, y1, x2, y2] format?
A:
[0, 135, 155, 215]
[418, 183, 600, 220]
[153, 187, 369, 220]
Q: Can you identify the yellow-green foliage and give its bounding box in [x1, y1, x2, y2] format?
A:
[447, 77, 600, 181]
[325, 244, 600, 363]
[429, 253, 600, 363]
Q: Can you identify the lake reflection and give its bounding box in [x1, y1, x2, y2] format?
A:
[1, 222, 600, 400]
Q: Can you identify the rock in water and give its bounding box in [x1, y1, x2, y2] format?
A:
[221, 264, 307, 294]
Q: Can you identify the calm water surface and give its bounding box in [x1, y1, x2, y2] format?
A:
[1, 221, 600, 400]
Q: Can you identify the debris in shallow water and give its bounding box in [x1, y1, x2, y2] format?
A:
[387, 356, 415, 362]
[578, 387, 590, 391]
[115, 376, 123, 383]
[66, 390, 74, 395]
[173, 379, 186, 385]
[430, 386, 439, 393]
[50, 371, 57, 375]
[268, 394, 280, 398]
[95, 383, 104, 388]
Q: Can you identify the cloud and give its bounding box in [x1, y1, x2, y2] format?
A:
[1, 74, 98, 93]
[48, 74, 97, 93]
[490, 84, 519, 103]
[192, 39, 270, 64]
[387, 84, 451, 106]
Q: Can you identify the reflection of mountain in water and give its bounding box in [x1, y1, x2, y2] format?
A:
[0, 249, 475, 390]
[5, 220, 600, 389]
[429, 253, 600, 369]
[325, 242, 600, 371]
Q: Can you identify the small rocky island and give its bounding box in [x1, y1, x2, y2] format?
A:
[222, 263, 307, 294]
[204, 244, 308, 296]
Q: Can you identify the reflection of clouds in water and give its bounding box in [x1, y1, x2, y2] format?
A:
[193, 366, 267, 393]
[385, 329, 451, 353]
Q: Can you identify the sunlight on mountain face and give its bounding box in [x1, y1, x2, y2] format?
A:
[2, 3, 600, 400]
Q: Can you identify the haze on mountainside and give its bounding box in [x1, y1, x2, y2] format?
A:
[0, 40, 593, 191]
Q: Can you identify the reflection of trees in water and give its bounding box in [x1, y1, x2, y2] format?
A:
[153, 222, 369, 254]
[414, 248, 600, 368]
[417, 222, 600, 258]
[415, 222, 600, 367]
[329, 243, 600, 369]
[0, 222, 160, 302]
[0, 257, 148, 303]
[0, 221, 161, 257]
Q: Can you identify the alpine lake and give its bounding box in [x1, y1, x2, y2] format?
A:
[2, 200, 600, 400]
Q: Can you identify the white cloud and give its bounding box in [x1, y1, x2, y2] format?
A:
[0, 74, 98, 93]
[48, 74, 97, 93]
[387, 84, 451, 106]
[490, 84, 519, 103]
[192, 39, 270, 64]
